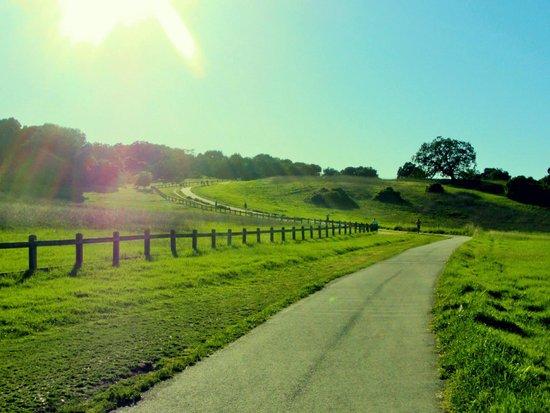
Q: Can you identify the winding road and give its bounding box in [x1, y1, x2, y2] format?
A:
[120, 236, 468, 412]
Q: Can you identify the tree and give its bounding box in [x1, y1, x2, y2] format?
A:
[323, 167, 339, 176]
[481, 167, 510, 181]
[412, 136, 476, 181]
[135, 171, 153, 188]
[506, 176, 550, 207]
[340, 166, 378, 178]
[396, 162, 426, 179]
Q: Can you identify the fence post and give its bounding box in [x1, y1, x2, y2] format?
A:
[75, 233, 83, 269]
[292, 226, 296, 240]
[332, 223, 335, 236]
[28, 234, 37, 273]
[256, 228, 261, 243]
[318, 225, 322, 238]
[325, 224, 329, 238]
[113, 231, 120, 267]
[211, 229, 216, 249]
[243, 228, 247, 244]
[269, 227, 274, 242]
[338, 222, 342, 235]
[192, 229, 198, 252]
[281, 227, 286, 242]
[170, 229, 177, 257]
[144, 229, 151, 260]
[301, 226, 305, 240]
[227, 229, 232, 246]
[355, 222, 358, 233]
[310, 225, 313, 238]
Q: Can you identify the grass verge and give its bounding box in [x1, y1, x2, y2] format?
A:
[433, 231, 550, 411]
[1, 231, 440, 412]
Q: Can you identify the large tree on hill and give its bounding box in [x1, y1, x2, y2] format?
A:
[413, 136, 476, 181]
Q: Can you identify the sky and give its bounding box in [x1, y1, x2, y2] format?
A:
[0, 0, 549, 178]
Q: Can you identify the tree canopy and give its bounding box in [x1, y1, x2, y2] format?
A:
[0, 118, 323, 201]
[413, 136, 476, 181]
[396, 162, 427, 179]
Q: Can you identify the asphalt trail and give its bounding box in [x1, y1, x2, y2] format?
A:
[121, 236, 469, 412]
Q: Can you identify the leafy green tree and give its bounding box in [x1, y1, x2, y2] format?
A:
[341, 166, 378, 177]
[135, 171, 153, 188]
[323, 167, 339, 176]
[396, 162, 426, 179]
[481, 167, 510, 181]
[413, 136, 476, 181]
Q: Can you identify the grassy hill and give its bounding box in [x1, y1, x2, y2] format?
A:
[194, 176, 550, 233]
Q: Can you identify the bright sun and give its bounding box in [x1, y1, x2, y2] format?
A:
[58, 0, 197, 61]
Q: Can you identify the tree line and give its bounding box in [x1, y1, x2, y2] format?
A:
[0, 118, 374, 201]
[0, 118, 327, 200]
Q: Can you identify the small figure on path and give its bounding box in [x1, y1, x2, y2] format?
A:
[416, 218, 422, 233]
[370, 217, 379, 232]
[244, 201, 248, 210]
[215, 201, 218, 208]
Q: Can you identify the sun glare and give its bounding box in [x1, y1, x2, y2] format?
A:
[58, 0, 197, 61]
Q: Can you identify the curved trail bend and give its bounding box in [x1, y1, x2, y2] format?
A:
[121, 236, 468, 412]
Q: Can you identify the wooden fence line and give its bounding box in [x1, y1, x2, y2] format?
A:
[0, 222, 371, 274]
[151, 182, 347, 228]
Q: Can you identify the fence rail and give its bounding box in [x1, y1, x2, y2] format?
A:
[0, 222, 372, 274]
[152, 182, 343, 227]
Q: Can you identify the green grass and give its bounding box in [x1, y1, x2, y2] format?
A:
[433, 231, 550, 411]
[0, 231, 440, 412]
[194, 176, 550, 233]
[0, 187, 289, 274]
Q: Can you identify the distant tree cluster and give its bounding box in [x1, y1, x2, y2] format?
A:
[323, 166, 378, 178]
[0, 118, 322, 201]
[397, 136, 549, 207]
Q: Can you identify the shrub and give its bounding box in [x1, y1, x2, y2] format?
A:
[426, 183, 445, 193]
[373, 187, 407, 204]
[506, 176, 550, 207]
[308, 187, 359, 209]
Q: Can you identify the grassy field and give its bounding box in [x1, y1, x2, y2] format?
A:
[0, 231, 440, 412]
[0, 188, 289, 274]
[433, 231, 550, 411]
[194, 176, 550, 233]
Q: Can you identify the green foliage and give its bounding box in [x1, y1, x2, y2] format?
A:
[0, 232, 438, 411]
[195, 176, 550, 233]
[373, 187, 407, 204]
[340, 165, 378, 177]
[0, 118, 322, 201]
[134, 171, 153, 188]
[426, 183, 445, 193]
[322, 167, 339, 176]
[308, 187, 359, 209]
[413, 136, 476, 181]
[507, 176, 550, 207]
[481, 167, 511, 181]
[397, 161, 427, 179]
[433, 232, 550, 411]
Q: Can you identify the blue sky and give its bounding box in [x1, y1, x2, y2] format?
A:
[0, 0, 549, 178]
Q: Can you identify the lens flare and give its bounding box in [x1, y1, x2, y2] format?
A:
[58, 0, 198, 62]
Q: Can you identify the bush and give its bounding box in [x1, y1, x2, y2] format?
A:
[506, 176, 550, 207]
[451, 179, 505, 195]
[373, 187, 407, 204]
[308, 187, 359, 209]
[426, 183, 445, 193]
[397, 162, 427, 179]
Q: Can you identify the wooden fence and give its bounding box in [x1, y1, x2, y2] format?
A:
[152, 182, 340, 228]
[0, 222, 371, 274]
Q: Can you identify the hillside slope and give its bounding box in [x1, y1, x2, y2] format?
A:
[194, 176, 550, 233]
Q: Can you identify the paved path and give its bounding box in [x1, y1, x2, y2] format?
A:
[121, 236, 469, 413]
[179, 186, 250, 213]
